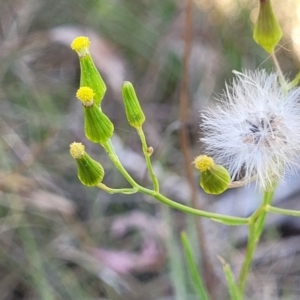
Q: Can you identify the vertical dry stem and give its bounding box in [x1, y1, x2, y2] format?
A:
[179, 0, 216, 297]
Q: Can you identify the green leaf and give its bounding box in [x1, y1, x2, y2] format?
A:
[217, 256, 242, 300]
[210, 218, 249, 226]
[180, 232, 210, 300]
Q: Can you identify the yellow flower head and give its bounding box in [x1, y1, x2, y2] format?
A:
[70, 142, 85, 159]
[76, 86, 95, 106]
[71, 36, 91, 56]
[70, 142, 105, 186]
[194, 155, 214, 172]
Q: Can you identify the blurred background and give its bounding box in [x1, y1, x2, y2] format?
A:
[1, 0, 300, 299]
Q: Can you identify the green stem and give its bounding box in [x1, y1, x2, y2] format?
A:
[137, 185, 249, 225]
[137, 126, 160, 192]
[289, 70, 300, 89]
[266, 205, 300, 217]
[102, 140, 138, 188]
[238, 188, 276, 296]
[255, 189, 275, 238]
[238, 223, 256, 296]
[271, 52, 287, 90]
[100, 139, 249, 225]
[97, 183, 138, 194]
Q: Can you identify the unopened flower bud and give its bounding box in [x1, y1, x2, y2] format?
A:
[76, 87, 114, 144]
[122, 81, 145, 128]
[194, 155, 230, 195]
[253, 0, 282, 53]
[71, 36, 106, 105]
[70, 142, 105, 186]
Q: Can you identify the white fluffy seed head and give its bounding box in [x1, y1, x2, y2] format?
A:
[200, 70, 300, 189]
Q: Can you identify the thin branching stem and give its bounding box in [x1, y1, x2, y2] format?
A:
[136, 126, 159, 192]
[266, 205, 300, 217]
[270, 52, 287, 90]
[100, 139, 249, 225]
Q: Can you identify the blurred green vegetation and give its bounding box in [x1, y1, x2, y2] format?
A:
[1, 0, 300, 299]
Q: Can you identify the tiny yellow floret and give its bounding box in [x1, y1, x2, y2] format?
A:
[71, 36, 90, 56]
[70, 142, 85, 159]
[76, 87, 95, 106]
[194, 155, 214, 172]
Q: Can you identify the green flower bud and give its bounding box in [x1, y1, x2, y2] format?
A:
[194, 155, 230, 195]
[71, 36, 107, 106]
[253, 0, 282, 53]
[70, 142, 104, 186]
[76, 87, 114, 144]
[122, 81, 146, 128]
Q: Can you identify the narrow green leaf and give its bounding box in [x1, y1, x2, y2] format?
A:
[210, 218, 249, 226]
[217, 256, 242, 300]
[180, 232, 210, 300]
